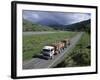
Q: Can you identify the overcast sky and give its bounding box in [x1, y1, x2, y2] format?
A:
[23, 10, 91, 26]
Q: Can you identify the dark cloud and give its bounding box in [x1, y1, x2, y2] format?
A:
[23, 10, 91, 26]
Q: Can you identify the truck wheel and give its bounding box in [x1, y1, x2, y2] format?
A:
[50, 56, 52, 59]
[59, 50, 60, 54]
[51, 55, 54, 59]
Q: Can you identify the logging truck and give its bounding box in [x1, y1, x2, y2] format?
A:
[61, 39, 70, 48]
[50, 42, 65, 55]
[41, 39, 70, 59]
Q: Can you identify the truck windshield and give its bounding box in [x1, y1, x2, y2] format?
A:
[43, 49, 50, 52]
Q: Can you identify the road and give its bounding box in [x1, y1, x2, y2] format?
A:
[23, 32, 83, 69]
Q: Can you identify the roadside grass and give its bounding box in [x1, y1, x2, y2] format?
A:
[23, 31, 77, 61]
[55, 32, 91, 67]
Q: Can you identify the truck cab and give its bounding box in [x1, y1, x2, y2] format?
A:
[42, 46, 54, 59]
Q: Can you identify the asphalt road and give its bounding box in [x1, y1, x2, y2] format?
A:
[23, 32, 83, 69]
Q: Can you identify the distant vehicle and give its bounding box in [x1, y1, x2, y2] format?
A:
[41, 39, 70, 59]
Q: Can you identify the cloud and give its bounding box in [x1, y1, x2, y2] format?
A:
[23, 10, 91, 25]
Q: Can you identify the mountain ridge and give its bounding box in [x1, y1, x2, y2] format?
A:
[23, 19, 90, 31]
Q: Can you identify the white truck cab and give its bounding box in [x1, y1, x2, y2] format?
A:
[42, 46, 54, 59]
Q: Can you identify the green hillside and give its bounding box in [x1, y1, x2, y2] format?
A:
[23, 19, 54, 31]
[65, 19, 91, 32]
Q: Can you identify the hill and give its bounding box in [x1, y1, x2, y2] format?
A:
[47, 19, 91, 31]
[23, 19, 54, 31]
[23, 19, 91, 32]
[65, 19, 91, 31]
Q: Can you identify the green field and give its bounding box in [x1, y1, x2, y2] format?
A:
[23, 31, 77, 61]
[55, 32, 91, 67]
